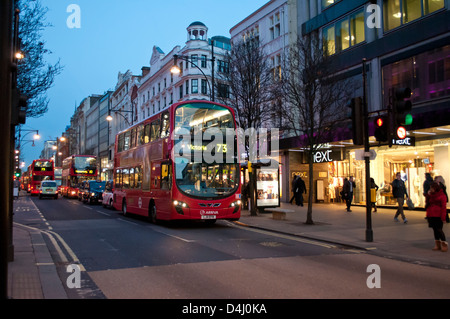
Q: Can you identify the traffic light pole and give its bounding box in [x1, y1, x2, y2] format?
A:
[362, 59, 373, 242]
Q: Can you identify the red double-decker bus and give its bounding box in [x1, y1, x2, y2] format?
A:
[113, 100, 241, 223]
[61, 155, 97, 198]
[28, 159, 55, 195]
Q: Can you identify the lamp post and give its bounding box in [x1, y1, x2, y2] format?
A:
[106, 108, 133, 126]
[171, 52, 216, 102]
[16, 128, 40, 149]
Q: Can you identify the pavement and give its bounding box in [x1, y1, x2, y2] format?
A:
[7, 194, 449, 299]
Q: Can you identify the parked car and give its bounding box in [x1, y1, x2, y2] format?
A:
[102, 180, 114, 209]
[83, 180, 106, 204]
[39, 180, 58, 199]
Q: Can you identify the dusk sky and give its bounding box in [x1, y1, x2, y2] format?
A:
[21, 0, 268, 167]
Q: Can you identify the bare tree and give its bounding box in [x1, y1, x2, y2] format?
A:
[215, 37, 278, 130]
[15, 0, 63, 118]
[216, 37, 280, 216]
[279, 33, 356, 224]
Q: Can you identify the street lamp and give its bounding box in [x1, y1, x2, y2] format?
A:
[171, 52, 215, 102]
[16, 128, 40, 148]
[106, 108, 133, 126]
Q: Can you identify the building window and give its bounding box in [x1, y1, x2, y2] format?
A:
[383, 0, 444, 32]
[201, 79, 207, 95]
[271, 54, 282, 81]
[201, 55, 207, 68]
[218, 60, 229, 73]
[191, 79, 198, 94]
[269, 12, 281, 40]
[382, 44, 450, 105]
[185, 80, 189, 95]
[179, 84, 183, 99]
[322, 8, 365, 55]
[191, 54, 198, 67]
[218, 83, 230, 98]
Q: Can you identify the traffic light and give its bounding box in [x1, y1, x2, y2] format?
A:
[11, 92, 28, 125]
[393, 87, 412, 139]
[374, 116, 388, 142]
[348, 97, 363, 145]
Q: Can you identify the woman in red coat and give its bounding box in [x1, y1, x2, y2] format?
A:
[425, 182, 447, 252]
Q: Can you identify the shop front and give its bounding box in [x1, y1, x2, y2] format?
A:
[350, 127, 450, 209]
[283, 126, 450, 209]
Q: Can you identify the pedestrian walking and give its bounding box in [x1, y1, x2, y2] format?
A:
[425, 182, 447, 252]
[294, 176, 306, 207]
[343, 176, 355, 212]
[434, 175, 449, 223]
[392, 172, 409, 223]
[370, 177, 379, 213]
[289, 175, 299, 204]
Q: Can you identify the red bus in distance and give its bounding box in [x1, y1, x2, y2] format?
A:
[61, 155, 98, 198]
[29, 159, 55, 195]
[113, 100, 241, 223]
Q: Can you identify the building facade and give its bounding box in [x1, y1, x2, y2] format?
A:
[285, 0, 450, 208]
[137, 21, 231, 122]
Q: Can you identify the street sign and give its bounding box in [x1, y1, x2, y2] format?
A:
[354, 149, 377, 161]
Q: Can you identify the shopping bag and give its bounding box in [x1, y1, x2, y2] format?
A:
[406, 198, 415, 210]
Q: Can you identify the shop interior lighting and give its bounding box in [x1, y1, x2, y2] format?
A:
[412, 131, 436, 135]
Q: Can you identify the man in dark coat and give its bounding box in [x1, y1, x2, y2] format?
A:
[294, 176, 306, 206]
[392, 172, 409, 223]
[289, 175, 299, 204]
[343, 176, 355, 212]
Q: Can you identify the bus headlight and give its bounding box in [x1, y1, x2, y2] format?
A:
[173, 200, 189, 208]
[91, 192, 96, 197]
[173, 200, 188, 215]
[229, 200, 241, 207]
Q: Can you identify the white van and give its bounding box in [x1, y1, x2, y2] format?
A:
[39, 180, 58, 199]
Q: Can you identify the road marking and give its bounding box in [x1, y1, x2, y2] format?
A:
[150, 228, 196, 243]
[227, 221, 336, 249]
[118, 218, 139, 226]
[96, 210, 110, 216]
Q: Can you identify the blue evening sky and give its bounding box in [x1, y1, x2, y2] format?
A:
[21, 0, 268, 167]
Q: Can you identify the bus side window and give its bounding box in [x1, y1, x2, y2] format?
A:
[135, 166, 142, 189]
[161, 111, 170, 138]
[123, 168, 130, 189]
[115, 169, 120, 188]
[144, 124, 150, 143]
[161, 162, 172, 190]
[118, 134, 124, 152]
[130, 167, 135, 188]
[151, 120, 161, 142]
[124, 131, 130, 150]
[137, 125, 144, 145]
[151, 162, 160, 189]
[131, 128, 136, 148]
